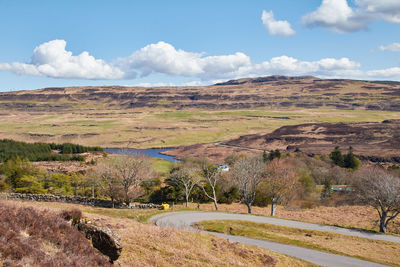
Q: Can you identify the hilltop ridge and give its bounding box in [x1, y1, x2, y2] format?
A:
[1, 75, 400, 111]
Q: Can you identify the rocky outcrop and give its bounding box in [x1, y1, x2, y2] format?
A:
[73, 218, 123, 263]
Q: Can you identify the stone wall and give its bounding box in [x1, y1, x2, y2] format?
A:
[2, 193, 162, 209]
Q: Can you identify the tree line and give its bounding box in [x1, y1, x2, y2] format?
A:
[0, 139, 103, 162]
[0, 146, 399, 233]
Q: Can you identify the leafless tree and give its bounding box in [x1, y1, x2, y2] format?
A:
[199, 161, 223, 210]
[264, 160, 299, 216]
[93, 161, 121, 208]
[232, 157, 265, 214]
[353, 167, 400, 233]
[111, 156, 152, 206]
[170, 165, 201, 207]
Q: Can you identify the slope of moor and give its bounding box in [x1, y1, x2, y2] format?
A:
[0, 75, 399, 148]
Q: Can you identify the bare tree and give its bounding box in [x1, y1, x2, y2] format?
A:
[232, 157, 265, 214]
[111, 156, 152, 206]
[264, 160, 298, 216]
[200, 161, 223, 210]
[353, 167, 400, 233]
[170, 165, 201, 207]
[93, 161, 121, 208]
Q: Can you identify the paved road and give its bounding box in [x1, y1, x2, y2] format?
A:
[150, 211, 396, 267]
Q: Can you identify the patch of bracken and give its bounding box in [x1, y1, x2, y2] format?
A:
[0, 202, 112, 266]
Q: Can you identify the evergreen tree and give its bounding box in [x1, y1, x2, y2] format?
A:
[343, 146, 361, 170]
[330, 146, 344, 167]
[268, 149, 281, 161]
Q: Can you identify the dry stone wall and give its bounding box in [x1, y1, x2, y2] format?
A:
[2, 193, 162, 209]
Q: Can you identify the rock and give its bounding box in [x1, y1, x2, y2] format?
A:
[73, 218, 123, 263]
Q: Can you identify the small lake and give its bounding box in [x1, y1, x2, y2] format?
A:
[104, 148, 179, 162]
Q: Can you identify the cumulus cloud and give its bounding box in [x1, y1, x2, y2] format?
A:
[1, 39, 400, 82]
[117, 41, 251, 80]
[356, 0, 400, 23]
[250, 56, 360, 78]
[0, 40, 127, 80]
[118, 42, 360, 80]
[379, 42, 400, 51]
[367, 67, 400, 79]
[302, 0, 371, 33]
[261, 10, 296, 36]
[303, 0, 400, 33]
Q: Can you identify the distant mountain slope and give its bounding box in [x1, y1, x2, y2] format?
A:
[165, 120, 400, 164]
[224, 119, 400, 160]
[1, 75, 400, 111]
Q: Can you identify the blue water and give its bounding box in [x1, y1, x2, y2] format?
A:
[104, 148, 179, 162]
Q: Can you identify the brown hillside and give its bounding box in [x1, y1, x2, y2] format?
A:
[224, 120, 400, 159]
[1, 75, 399, 148]
[1, 75, 400, 111]
[165, 120, 400, 164]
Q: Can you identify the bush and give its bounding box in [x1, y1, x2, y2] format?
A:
[218, 186, 240, 204]
[330, 146, 344, 167]
[15, 175, 46, 194]
[60, 209, 82, 221]
[0, 203, 111, 266]
[330, 146, 361, 170]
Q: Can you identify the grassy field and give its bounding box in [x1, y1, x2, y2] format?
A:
[196, 220, 400, 266]
[1, 200, 315, 267]
[0, 107, 398, 148]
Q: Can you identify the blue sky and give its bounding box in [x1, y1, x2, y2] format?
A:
[1, 0, 400, 91]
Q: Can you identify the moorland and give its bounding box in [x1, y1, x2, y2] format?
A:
[1, 75, 400, 266]
[0, 75, 399, 153]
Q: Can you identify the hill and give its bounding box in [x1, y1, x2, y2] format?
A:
[1, 75, 400, 111]
[0, 75, 399, 148]
[225, 120, 400, 158]
[165, 120, 400, 165]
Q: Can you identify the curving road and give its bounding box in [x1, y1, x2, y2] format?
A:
[150, 211, 398, 267]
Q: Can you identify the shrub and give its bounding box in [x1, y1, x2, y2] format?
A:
[0, 203, 111, 266]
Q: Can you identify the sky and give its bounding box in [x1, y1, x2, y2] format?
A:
[1, 0, 400, 91]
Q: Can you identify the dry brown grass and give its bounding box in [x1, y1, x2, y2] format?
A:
[195, 203, 400, 234]
[4, 198, 399, 234]
[198, 220, 400, 266]
[1, 200, 314, 267]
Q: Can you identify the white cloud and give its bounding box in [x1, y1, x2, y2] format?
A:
[356, 0, 400, 23]
[117, 41, 251, 80]
[302, 0, 371, 33]
[261, 10, 296, 36]
[119, 43, 360, 80]
[0, 40, 127, 80]
[1, 39, 400, 82]
[303, 0, 400, 33]
[250, 56, 360, 78]
[367, 67, 400, 79]
[379, 42, 400, 51]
